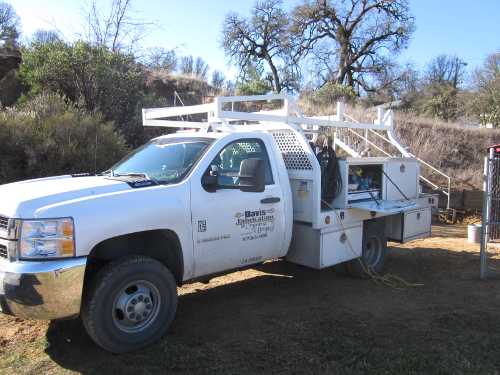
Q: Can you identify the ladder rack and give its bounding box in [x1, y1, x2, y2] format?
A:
[142, 94, 451, 209]
[142, 94, 391, 132]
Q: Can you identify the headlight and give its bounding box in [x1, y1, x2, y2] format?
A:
[19, 218, 75, 259]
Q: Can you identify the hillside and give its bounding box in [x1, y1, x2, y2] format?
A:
[394, 113, 500, 190]
[145, 70, 215, 106]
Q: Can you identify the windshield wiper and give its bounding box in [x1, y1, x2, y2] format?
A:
[111, 172, 160, 185]
[113, 172, 148, 178]
[98, 169, 114, 176]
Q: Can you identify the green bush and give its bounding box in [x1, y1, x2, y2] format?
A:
[415, 84, 461, 121]
[305, 83, 357, 107]
[0, 93, 129, 184]
[19, 40, 145, 145]
[235, 64, 272, 95]
[236, 78, 272, 96]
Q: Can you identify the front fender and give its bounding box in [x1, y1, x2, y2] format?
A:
[32, 182, 195, 280]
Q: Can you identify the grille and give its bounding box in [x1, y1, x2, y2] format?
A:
[0, 244, 7, 259]
[0, 216, 8, 230]
[272, 131, 313, 170]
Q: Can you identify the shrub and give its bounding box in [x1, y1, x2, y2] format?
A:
[19, 40, 145, 146]
[236, 78, 272, 96]
[415, 83, 461, 121]
[302, 83, 357, 110]
[0, 69, 21, 106]
[0, 93, 129, 184]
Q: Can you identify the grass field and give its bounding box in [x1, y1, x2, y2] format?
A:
[1, 224, 499, 374]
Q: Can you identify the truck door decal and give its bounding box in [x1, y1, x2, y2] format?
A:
[235, 208, 276, 241]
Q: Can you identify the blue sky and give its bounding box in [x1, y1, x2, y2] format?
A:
[6, 0, 500, 79]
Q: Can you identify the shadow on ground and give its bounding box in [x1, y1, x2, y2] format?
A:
[42, 244, 500, 374]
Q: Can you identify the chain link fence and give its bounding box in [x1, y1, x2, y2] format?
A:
[480, 146, 500, 279]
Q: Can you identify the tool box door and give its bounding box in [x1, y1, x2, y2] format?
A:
[349, 200, 416, 214]
[385, 208, 432, 242]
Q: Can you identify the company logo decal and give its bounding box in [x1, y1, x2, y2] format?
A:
[235, 208, 275, 241]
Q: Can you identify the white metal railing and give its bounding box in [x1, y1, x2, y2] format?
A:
[143, 94, 393, 132]
[141, 94, 452, 209]
[337, 124, 452, 209]
[348, 129, 392, 157]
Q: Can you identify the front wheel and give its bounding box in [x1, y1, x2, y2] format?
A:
[346, 220, 387, 278]
[81, 255, 178, 353]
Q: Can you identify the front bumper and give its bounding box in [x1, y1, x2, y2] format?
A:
[0, 257, 87, 320]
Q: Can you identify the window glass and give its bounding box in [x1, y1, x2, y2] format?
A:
[110, 137, 212, 184]
[210, 139, 274, 187]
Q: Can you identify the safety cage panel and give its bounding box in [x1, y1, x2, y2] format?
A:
[271, 131, 313, 171]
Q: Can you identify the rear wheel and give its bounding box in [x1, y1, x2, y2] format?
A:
[82, 255, 178, 353]
[346, 220, 387, 278]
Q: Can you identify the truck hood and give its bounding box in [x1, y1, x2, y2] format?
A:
[0, 175, 131, 218]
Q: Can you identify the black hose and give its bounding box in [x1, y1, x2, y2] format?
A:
[317, 137, 342, 207]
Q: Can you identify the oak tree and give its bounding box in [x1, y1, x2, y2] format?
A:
[291, 0, 415, 92]
[222, 0, 293, 93]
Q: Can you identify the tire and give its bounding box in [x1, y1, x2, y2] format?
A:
[346, 219, 387, 278]
[81, 255, 178, 353]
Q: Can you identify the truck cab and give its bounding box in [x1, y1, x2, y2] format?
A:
[0, 94, 435, 353]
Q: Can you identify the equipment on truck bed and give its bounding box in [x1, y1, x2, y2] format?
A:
[316, 137, 342, 207]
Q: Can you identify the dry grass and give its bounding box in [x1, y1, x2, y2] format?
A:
[394, 112, 500, 189]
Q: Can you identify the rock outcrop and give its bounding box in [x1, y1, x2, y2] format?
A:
[0, 48, 21, 81]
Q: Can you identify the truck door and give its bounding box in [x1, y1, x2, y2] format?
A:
[191, 137, 285, 277]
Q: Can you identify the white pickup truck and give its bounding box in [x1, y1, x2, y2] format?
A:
[0, 95, 436, 353]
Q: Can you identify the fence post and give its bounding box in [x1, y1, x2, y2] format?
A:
[480, 148, 494, 279]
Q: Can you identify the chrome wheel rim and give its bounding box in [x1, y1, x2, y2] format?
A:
[112, 280, 161, 333]
[364, 236, 383, 268]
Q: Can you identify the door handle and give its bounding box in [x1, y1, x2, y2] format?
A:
[261, 197, 281, 204]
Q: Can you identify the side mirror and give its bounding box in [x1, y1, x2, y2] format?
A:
[238, 158, 265, 193]
[202, 165, 219, 192]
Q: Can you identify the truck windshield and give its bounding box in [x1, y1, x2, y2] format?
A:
[108, 137, 213, 185]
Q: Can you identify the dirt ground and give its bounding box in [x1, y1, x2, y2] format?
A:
[1, 224, 500, 374]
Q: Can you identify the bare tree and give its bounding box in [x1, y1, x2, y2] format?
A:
[211, 70, 226, 90]
[222, 0, 292, 93]
[0, 2, 20, 48]
[470, 52, 500, 126]
[291, 0, 415, 92]
[83, 0, 152, 52]
[179, 55, 194, 75]
[180, 55, 209, 81]
[145, 47, 177, 72]
[473, 52, 500, 89]
[194, 57, 209, 81]
[31, 29, 62, 44]
[365, 62, 419, 104]
[425, 54, 468, 89]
